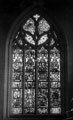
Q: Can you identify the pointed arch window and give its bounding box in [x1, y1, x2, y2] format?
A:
[5, 12, 66, 118]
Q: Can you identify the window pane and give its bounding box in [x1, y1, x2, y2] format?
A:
[37, 47, 48, 114]
[25, 33, 35, 45]
[38, 34, 48, 45]
[10, 48, 23, 114]
[38, 18, 50, 35]
[50, 107, 61, 114]
[24, 48, 35, 114]
[50, 47, 61, 114]
[23, 18, 35, 35]
[50, 38, 55, 46]
[9, 14, 63, 116]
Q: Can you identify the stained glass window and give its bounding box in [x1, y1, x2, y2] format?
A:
[8, 13, 63, 117]
[50, 47, 61, 114]
[37, 47, 48, 114]
[24, 48, 35, 114]
[38, 34, 48, 45]
[25, 33, 35, 45]
[38, 18, 50, 35]
[23, 18, 35, 35]
[10, 48, 23, 114]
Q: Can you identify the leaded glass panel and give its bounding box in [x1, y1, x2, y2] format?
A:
[24, 48, 35, 114]
[9, 13, 62, 116]
[15, 31, 23, 46]
[50, 46, 61, 114]
[33, 14, 40, 21]
[50, 38, 55, 46]
[10, 48, 23, 114]
[38, 34, 48, 45]
[25, 33, 35, 45]
[23, 18, 35, 35]
[38, 18, 50, 35]
[37, 47, 48, 114]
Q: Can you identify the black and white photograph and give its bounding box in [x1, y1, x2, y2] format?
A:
[0, 0, 73, 120]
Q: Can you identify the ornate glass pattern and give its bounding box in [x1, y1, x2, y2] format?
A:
[33, 14, 40, 21]
[15, 31, 23, 46]
[37, 47, 48, 114]
[38, 34, 48, 45]
[50, 38, 55, 46]
[23, 18, 35, 35]
[25, 33, 35, 45]
[11, 48, 23, 114]
[10, 13, 62, 116]
[24, 48, 35, 114]
[38, 18, 50, 35]
[50, 47, 61, 114]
